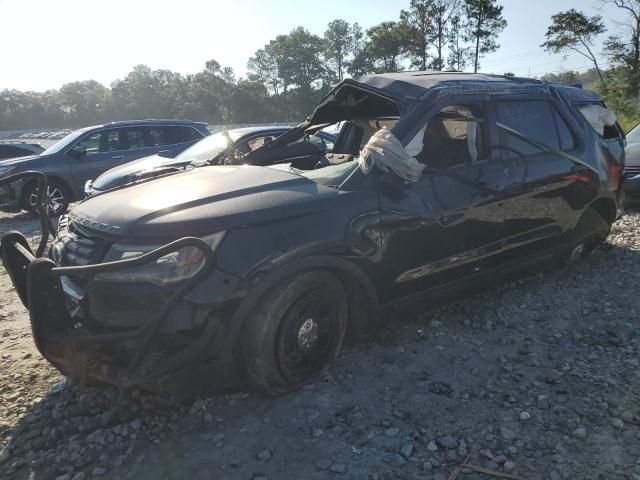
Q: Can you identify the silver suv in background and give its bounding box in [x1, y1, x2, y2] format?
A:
[0, 119, 209, 215]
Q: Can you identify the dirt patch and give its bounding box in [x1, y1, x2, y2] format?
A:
[1, 210, 639, 480]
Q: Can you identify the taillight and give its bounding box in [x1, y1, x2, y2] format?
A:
[609, 163, 622, 188]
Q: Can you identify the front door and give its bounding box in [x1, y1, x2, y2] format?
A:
[67, 128, 131, 195]
[377, 100, 508, 303]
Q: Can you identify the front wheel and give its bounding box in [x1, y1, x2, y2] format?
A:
[22, 179, 70, 216]
[241, 270, 347, 396]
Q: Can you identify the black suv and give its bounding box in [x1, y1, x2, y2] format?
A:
[0, 73, 625, 395]
[0, 119, 209, 215]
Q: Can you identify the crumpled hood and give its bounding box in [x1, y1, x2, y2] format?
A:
[70, 165, 338, 238]
[92, 154, 189, 191]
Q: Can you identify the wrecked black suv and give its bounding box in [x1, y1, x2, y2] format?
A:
[0, 73, 625, 395]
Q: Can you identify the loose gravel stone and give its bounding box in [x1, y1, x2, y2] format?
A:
[256, 449, 272, 461]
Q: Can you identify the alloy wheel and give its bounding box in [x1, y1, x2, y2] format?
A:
[29, 185, 66, 216]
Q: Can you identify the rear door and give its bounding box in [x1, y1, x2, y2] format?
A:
[492, 96, 588, 261]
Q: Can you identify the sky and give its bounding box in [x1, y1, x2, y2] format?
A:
[0, 0, 632, 92]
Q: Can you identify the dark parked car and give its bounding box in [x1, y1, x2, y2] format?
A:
[0, 119, 209, 215]
[0, 141, 45, 159]
[85, 126, 337, 196]
[0, 72, 624, 396]
[623, 122, 640, 202]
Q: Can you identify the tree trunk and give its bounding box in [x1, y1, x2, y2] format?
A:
[437, 24, 444, 71]
[474, 17, 481, 73]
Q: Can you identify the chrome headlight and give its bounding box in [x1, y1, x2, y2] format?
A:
[95, 231, 225, 286]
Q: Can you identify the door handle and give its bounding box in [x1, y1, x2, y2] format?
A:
[111, 155, 124, 160]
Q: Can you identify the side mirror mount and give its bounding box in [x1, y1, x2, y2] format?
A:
[70, 146, 86, 157]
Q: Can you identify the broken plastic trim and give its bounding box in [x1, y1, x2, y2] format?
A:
[0, 171, 53, 256]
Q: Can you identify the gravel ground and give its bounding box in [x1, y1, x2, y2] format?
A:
[1, 210, 639, 480]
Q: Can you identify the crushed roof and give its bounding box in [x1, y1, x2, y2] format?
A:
[352, 71, 599, 102]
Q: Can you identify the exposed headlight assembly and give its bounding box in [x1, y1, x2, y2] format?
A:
[95, 231, 225, 286]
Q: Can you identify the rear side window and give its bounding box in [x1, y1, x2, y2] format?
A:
[124, 128, 145, 150]
[576, 103, 622, 140]
[143, 127, 168, 147]
[496, 101, 560, 156]
[166, 126, 201, 144]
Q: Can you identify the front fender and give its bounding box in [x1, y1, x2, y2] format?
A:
[220, 253, 379, 358]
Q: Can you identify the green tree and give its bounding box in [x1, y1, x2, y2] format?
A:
[248, 47, 281, 95]
[541, 9, 607, 87]
[280, 27, 326, 92]
[347, 23, 370, 77]
[600, 0, 640, 96]
[447, 13, 473, 70]
[463, 0, 507, 73]
[365, 21, 411, 73]
[400, 0, 433, 70]
[59, 80, 110, 125]
[227, 79, 271, 123]
[429, 0, 461, 70]
[324, 19, 352, 82]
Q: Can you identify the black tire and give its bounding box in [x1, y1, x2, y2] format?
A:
[563, 206, 611, 265]
[241, 270, 347, 396]
[22, 179, 70, 216]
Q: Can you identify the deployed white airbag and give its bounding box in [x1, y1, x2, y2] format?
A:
[359, 127, 425, 183]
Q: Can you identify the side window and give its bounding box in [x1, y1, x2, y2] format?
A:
[76, 132, 101, 155]
[124, 128, 145, 150]
[143, 127, 168, 147]
[553, 109, 575, 151]
[496, 101, 560, 157]
[166, 126, 201, 145]
[415, 104, 487, 169]
[104, 130, 122, 151]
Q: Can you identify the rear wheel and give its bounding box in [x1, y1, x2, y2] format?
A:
[22, 179, 70, 216]
[241, 270, 347, 396]
[563, 206, 611, 265]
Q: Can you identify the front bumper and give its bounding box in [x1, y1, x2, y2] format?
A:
[0, 231, 226, 390]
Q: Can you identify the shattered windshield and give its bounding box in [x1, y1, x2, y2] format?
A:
[183, 131, 233, 167]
